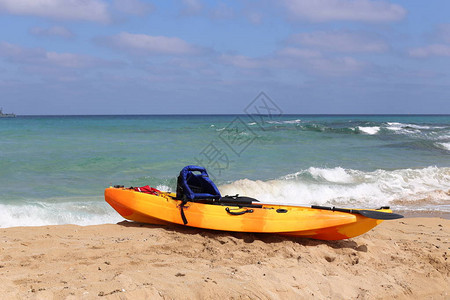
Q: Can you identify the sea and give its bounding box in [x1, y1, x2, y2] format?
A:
[1, 114, 449, 227]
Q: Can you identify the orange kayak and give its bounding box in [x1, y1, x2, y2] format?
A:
[105, 187, 398, 240]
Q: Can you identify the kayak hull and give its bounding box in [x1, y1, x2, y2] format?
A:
[105, 187, 386, 240]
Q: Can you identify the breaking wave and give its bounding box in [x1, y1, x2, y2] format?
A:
[220, 166, 450, 212]
[436, 142, 450, 152]
[357, 126, 380, 135]
[0, 197, 122, 228]
[266, 119, 302, 125]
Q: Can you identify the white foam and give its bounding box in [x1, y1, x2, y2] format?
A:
[385, 122, 420, 135]
[283, 119, 302, 124]
[308, 167, 356, 183]
[384, 122, 447, 134]
[405, 124, 431, 130]
[0, 199, 123, 228]
[385, 125, 402, 132]
[266, 119, 301, 125]
[386, 122, 430, 129]
[219, 166, 450, 210]
[358, 126, 380, 135]
[436, 142, 450, 151]
[156, 184, 172, 192]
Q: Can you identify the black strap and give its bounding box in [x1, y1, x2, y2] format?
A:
[179, 200, 188, 225]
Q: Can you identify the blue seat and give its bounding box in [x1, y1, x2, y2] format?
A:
[176, 165, 221, 201]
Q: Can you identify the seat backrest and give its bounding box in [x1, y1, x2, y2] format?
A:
[176, 165, 221, 201]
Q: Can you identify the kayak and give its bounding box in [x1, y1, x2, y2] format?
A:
[105, 166, 402, 241]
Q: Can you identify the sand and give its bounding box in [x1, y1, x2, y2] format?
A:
[0, 217, 448, 299]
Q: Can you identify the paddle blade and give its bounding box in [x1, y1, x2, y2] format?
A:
[311, 205, 404, 220]
[358, 210, 404, 220]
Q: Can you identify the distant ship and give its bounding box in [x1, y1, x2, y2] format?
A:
[0, 108, 16, 118]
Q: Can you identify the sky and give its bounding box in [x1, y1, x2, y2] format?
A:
[0, 0, 449, 115]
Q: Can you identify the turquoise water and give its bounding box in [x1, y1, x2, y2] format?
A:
[1, 115, 449, 227]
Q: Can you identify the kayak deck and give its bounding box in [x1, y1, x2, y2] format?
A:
[105, 187, 388, 240]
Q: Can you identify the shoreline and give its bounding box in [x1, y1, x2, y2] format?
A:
[1, 208, 449, 230]
[399, 210, 450, 220]
[1, 217, 449, 299]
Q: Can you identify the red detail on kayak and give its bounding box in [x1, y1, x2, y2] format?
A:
[134, 185, 161, 195]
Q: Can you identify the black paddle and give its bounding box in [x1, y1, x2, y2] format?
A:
[311, 205, 404, 220]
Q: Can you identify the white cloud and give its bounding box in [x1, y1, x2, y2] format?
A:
[307, 56, 366, 75]
[97, 32, 205, 56]
[0, 42, 120, 68]
[277, 52, 366, 76]
[407, 24, 450, 58]
[0, 42, 26, 58]
[291, 30, 389, 53]
[44, 52, 94, 68]
[210, 2, 235, 20]
[219, 50, 365, 77]
[219, 54, 262, 68]
[409, 44, 450, 58]
[0, 0, 110, 22]
[282, 0, 406, 23]
[246, 12, 263, 25]
[180, 0, 203, 16]
[435, 24, 450, 44]
[113, 0, 154, 16]
[29, 26, 75, 39]
[277, 47, 321, 58]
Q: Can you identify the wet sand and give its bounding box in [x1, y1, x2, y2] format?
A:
[0, 217, 449, 299]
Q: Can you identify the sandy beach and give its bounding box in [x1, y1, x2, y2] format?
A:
[0, 217, 448, 299]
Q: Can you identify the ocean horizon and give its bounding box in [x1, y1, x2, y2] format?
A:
[11, 114, 450, 117]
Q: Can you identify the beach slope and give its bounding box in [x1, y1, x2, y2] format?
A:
[0, 218, 448, 299]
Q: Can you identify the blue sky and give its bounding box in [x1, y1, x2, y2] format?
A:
[0, 0, 449, 115]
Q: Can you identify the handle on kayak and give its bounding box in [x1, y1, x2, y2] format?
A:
[225, 207, 254, 215]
